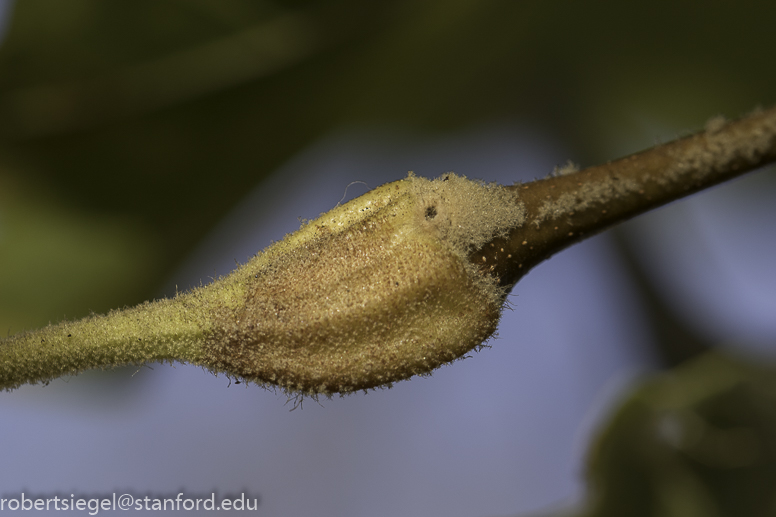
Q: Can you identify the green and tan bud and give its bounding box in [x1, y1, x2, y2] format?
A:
[202, 173, 526, 394]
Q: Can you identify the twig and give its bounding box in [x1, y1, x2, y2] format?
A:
[2, 106, 775, 395]
[473, 106, 776, 289]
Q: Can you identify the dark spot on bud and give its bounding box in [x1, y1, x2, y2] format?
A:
[425, 205, 437, 219]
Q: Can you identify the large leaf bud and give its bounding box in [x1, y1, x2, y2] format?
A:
[202, 173, 526, 394]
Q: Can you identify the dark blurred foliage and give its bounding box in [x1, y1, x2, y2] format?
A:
[583, 352, 776, 517]
[1, 2, 775, 516]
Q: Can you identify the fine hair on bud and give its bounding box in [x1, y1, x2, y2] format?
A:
[201, 173, 526, 395]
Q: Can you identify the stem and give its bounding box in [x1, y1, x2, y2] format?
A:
[474, 106, 776, 289]
[0, 293, 208, 390]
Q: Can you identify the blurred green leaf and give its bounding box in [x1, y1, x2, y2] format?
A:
[584, 351, 776, 517]
[0, 169, 160, 333]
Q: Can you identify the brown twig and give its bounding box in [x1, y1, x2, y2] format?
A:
[473, 106, 776, 290]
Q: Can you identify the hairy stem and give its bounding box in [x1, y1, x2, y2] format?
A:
[0, 293, 209, 390]
[474, 106, 776, 288]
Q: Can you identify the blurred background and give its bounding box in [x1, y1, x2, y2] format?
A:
[1, 2, 775, 516]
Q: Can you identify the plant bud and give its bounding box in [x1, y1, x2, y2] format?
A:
[201, 173, 526, 395]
